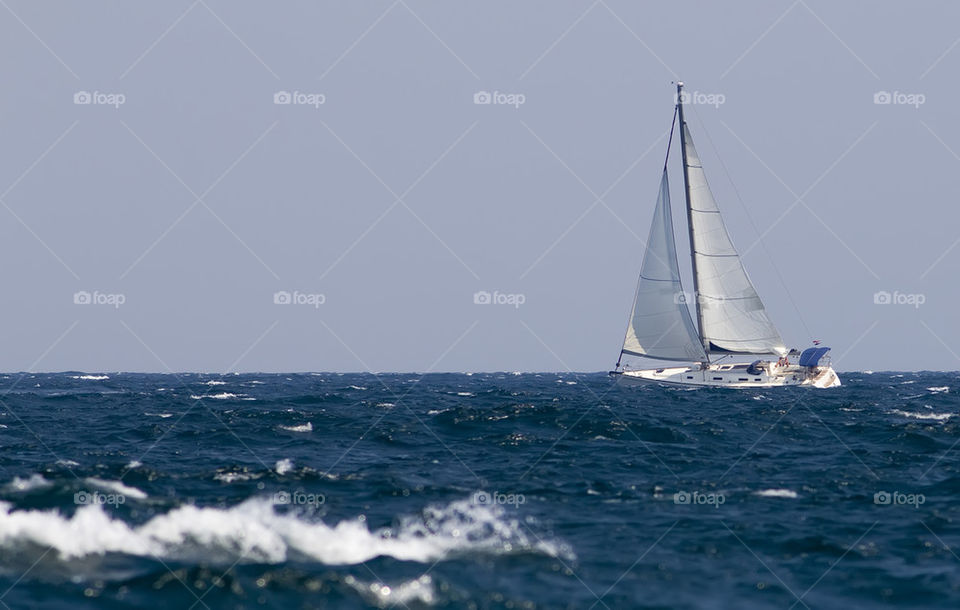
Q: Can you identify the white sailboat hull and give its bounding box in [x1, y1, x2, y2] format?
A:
[612, 361, 841, 389]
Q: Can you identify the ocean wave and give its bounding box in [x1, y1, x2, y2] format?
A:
[754, 489, 798, 499]
[190, 393, 243, 400]
[85, 478, 148, 500]
[214, 472, 260, 483]
[71, 375, 109, 381]
[5, 474, 53, 493]
[275, 459, 294, 475]
[0, 497, 567, 565]
[279, 422, 313, 433]
[891, 409, 952, 422]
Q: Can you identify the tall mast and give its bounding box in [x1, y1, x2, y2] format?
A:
[676, 81, 709, 360]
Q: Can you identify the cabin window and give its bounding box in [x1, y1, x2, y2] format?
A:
[686, 376, 693, 379]
[713, 377, 722, 381]
[738, 378, 748, 381]
[754, 378, 761, 381]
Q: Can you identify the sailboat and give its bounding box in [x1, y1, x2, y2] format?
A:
[611, 82, 840, 389]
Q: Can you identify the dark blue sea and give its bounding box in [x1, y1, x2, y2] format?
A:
[0, 371, 958, 609]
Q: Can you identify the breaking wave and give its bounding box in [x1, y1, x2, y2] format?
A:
[0, 496, 568, 566]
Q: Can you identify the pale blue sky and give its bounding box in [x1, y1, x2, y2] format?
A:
[0, 0, 957, 372]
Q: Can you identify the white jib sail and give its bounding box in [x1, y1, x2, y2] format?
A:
[682, 126, 787, 355]
[622, 170, 708, 362]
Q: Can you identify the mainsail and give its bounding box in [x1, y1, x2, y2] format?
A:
[621, 170, 708, 362]
[680, 123, 787, 356]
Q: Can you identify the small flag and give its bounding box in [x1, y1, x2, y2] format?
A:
[812, 340, 821, 345]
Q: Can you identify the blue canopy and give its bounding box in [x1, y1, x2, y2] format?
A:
[799, 347, 830, 367]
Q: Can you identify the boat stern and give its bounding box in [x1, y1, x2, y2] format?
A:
[806, 365, 841, 388]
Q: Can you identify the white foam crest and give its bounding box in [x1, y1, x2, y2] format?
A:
[6, 474, 53, 492]
[71, 375, 109, 381]
[204, 380, 227, 386]
[754, 489, 798, 499]
[891, 409, 952, 421]
[0, 501, 154, 558]
[0, 497, 567, 565]
[275, 459, 294, 475]
[279, 422, 313, 432]
[85, 478, 148, 500]
[191, 392, 242, 400]
[928, 386, 949, 393]
[214, 472, 260, 483]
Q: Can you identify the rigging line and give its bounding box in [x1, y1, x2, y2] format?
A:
[688, 103, 814, 343]
[663, 105, 679, 172]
